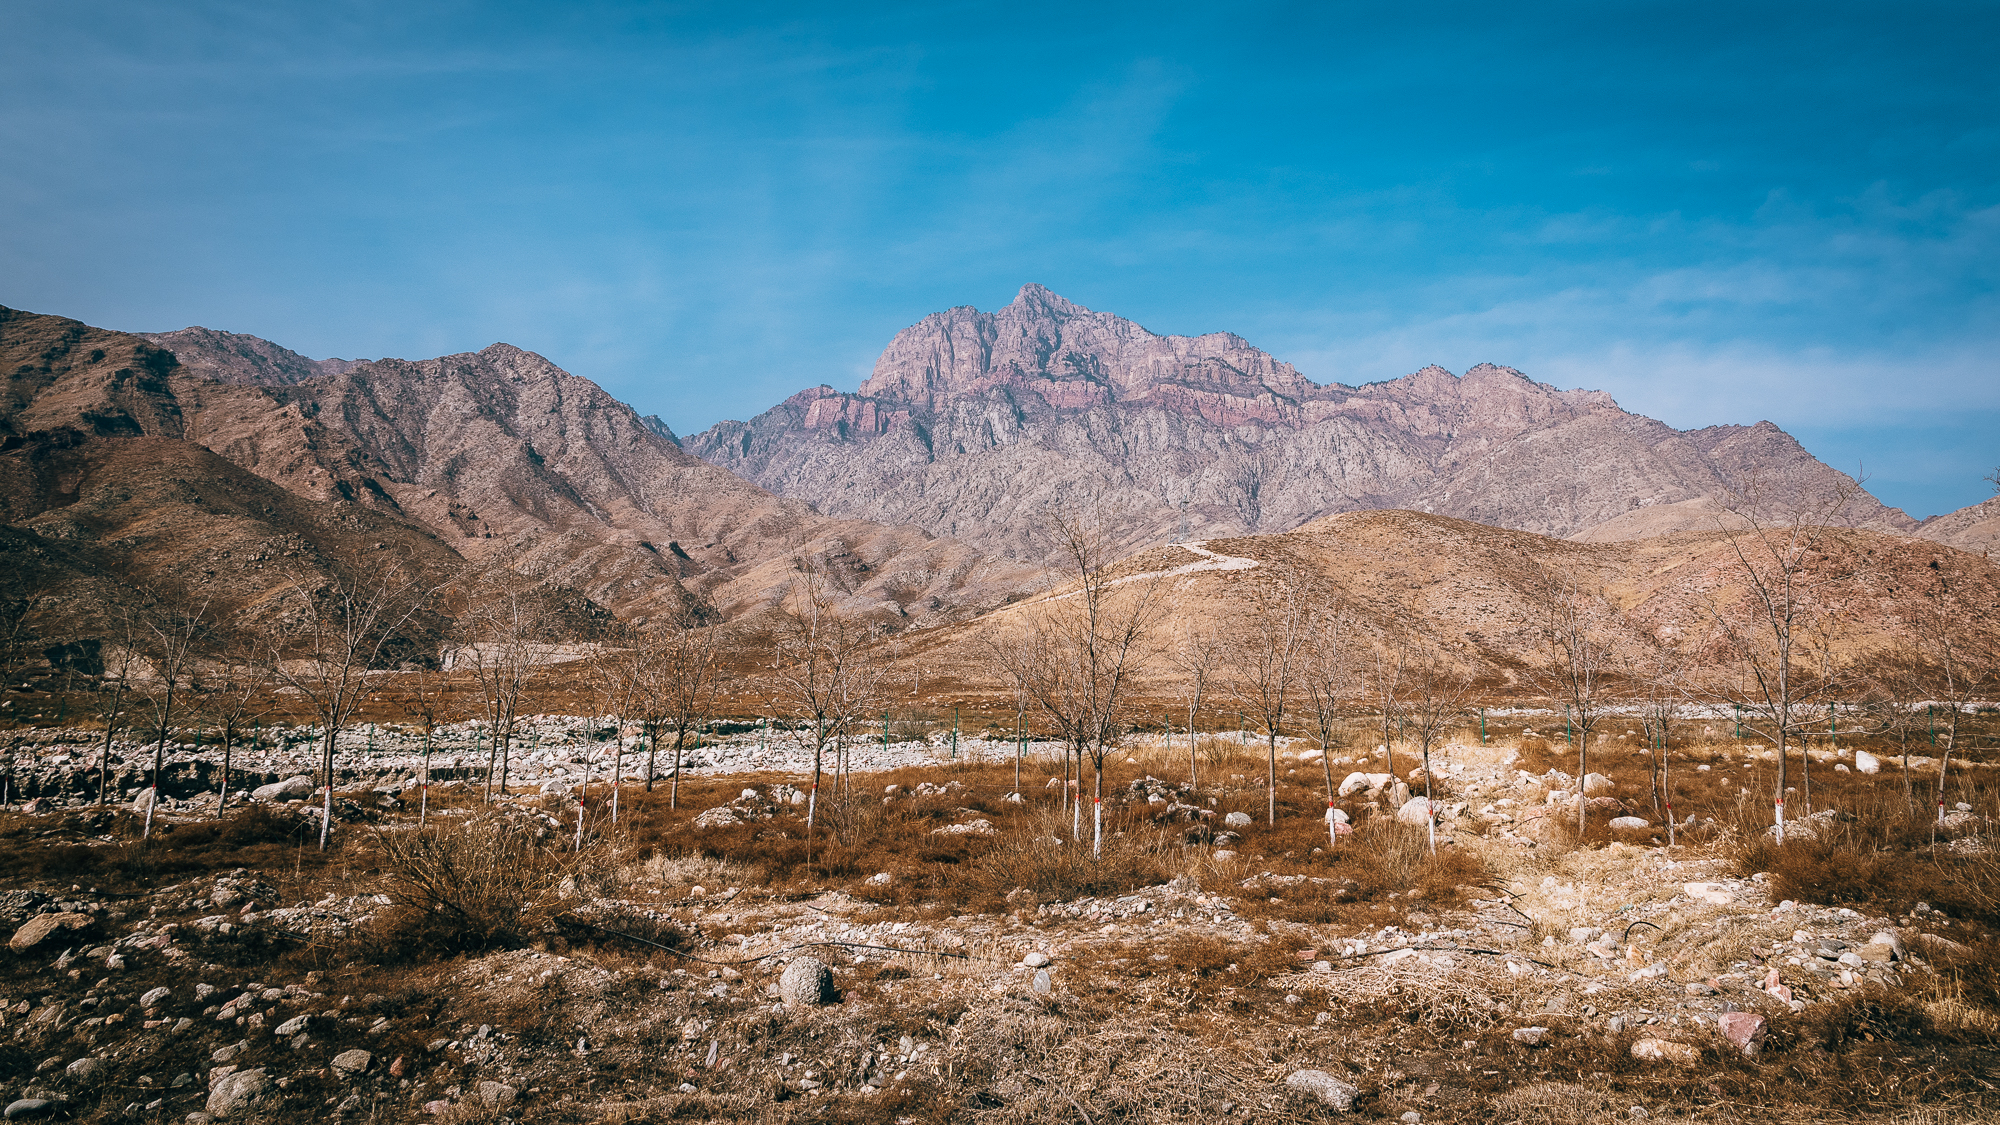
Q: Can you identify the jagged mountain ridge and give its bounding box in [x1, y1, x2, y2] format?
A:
[688, 284, 1922, 561]
[139, 326, 364, 386]
[0, 305, 1038, 633]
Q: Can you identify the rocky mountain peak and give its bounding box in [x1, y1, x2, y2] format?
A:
[138, 326, 361, 386]
[857, 284, 1315, 413]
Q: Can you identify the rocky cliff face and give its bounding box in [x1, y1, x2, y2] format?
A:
[689, 284, 1918, 561]
[2, 306, 1037, 633]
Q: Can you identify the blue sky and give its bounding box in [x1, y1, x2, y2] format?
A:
[3, 1, 1996, 518]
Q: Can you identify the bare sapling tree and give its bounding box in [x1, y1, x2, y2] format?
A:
[0, 587, 50, 807]
[202, 635, 274, 818]
[95, 613, 142, 807]
[1005, 505, 1164, 856]
[1169, 620, 1224, 791]
[270, 563, 429, 849]
[1700, 474, 1865, 842]
[1298, 607, 1350, 849]
[1524, 561, 1616, 837]
[393, 637, 461, 828]
[1369, 642, 1409, 780]
[1399, 641, 1476, 853]
[585, 622, 645, 825]
[1628, 623, 1699, 846]
[1907, 562, 1996, 835]
[770, 564, 883, 852]
[457, 576, 559, 806]
[138, 595, 212, 839]
[1228, 579, 1308, 826]
[646, 607, 726, 811]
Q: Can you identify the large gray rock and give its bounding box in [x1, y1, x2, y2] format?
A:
[205, 1067, 269, 1118]
[331, 1049, 372, 1076]
[778, 957, 835, 1006]
[1395, 796, 1434, 827]
[1222, 811, 1253, 829]
[4, 1100, 59, 1121]
[251, 776, 313, 801]
[62, 1057, 105, 1083]
[1582, 773, 1616, 796]
[1283, 1069, 1357, 1111]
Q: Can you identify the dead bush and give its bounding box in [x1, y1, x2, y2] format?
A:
[365, 814, 573, 958]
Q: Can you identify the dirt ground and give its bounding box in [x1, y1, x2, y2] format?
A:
[2, 717, 1997, 1124]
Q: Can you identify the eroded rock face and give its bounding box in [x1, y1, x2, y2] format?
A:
[688, 284, 1914, 562]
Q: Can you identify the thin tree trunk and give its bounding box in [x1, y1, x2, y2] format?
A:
[319, 725, 336, 850]
[218, 731, 232, 817]
[1266, 728, 1278, 826]
[419, 726, 431, 828]
[1422, 741, 1436, 854]
[671, 725, 685, 810]
[1320, 739, 1338, 850]
[1092, 755, 1103, 858]
[97, 680, 122, 800]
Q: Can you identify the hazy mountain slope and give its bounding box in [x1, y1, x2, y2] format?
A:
[688, 285, 1913, 562]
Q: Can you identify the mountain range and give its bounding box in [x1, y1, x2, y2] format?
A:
[689, 284, 1985, 562]
[2, 286, 1991, 647]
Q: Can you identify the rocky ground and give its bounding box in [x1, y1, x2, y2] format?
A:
[1, 730, 1995, 1124]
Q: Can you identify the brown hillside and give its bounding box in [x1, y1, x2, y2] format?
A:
[884, 509, 2000, 703]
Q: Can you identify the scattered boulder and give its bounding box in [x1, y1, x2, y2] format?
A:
[9, 913, 92, 953]
[691, 806, 743, 829]
[273, 1015, 310, 1037]
[331, 1049, 372, 1077]
[1682, 882, 1733, 906]
[1395, 796, 1435, 826]
[1854, 751, 1881, 774]
[251, 776, 314, 802]
[1510, 1026, 1550, 1046]
[1717, 1012, 1766, 1056]
[864, 872, 894, 887]
[1023, 952, 1052, 968]
[779, 957, 835, 1006]
[1582, 773, 1616, 797]
[1337, 772, 1390, 798]
[206, 1068, 269, 1118]
[62, 1057, 105, 1083]
[1630, 1039, 1699, 1064]
[1223, 811, 1253, 829]
[1283, 1069, 1357, 1111]
[4, 1099, 59, 1121]
[140, 986, 171, 1008]
[131, 788, 157, 815]
[475, 1082, 517, 1108]
[1032, 969, 1053, 996]
[932, 819, 998, 837]
[1608, 816, 1650, 830]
